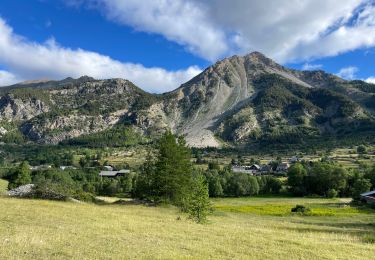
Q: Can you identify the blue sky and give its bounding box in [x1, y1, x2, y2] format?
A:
[0, 0, 374, 92]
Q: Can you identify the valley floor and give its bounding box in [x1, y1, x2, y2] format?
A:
[1, 195, 375, 259]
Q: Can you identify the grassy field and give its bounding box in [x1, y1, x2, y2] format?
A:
[0, 178, 8, 195]
[1, 195, 375, 259]
[200, 145, 375, 170]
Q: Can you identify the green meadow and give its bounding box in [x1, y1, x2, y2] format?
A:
[0, 178, 8, 195]
[1, 194, 375, 259]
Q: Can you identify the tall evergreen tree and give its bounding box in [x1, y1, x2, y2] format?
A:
[153, 132, 193, 206]
[134, 131, 212, 222]
[8, 161, 32, 189]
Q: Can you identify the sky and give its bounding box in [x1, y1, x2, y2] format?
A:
[0, 0, 374, 93]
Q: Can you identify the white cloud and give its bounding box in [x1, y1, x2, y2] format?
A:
[0, 70, 22, 86]
[337, 66, 358, 80]
[87, 0, 228, 61]
[302, 63, 323, 70]
[0, 18, 201, 93]
[76, 0, 375, 63]
[365, 77, 375, 84]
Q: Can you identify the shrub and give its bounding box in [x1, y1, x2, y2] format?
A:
[32, 184, 68, 201]
[352, 178, 372, 200]
[8, 161, 32, 190]
[291, 205, 311, 214]
[357, 145, 367, 154]
[326, 189, 338, 198]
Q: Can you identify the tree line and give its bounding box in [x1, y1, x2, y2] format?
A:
[4, 131, 375, 223]
[287, 162, 375, 200]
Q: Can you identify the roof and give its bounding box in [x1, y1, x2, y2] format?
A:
[99, 171, 120, 177]
[279, 162, 289, 166]
[250, 164, 261, 169]
[277, 163, 290, 168]
[99, 169, 130, 176]
[360, 190, 375, 197]
[260, 164, 271, 170]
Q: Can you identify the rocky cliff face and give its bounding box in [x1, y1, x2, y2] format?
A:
[161, 52, 374, 147]
[0, 93, 50, 121]
[0, 53, 374, 147]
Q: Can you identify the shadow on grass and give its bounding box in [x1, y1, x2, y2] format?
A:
[94, 197, 158, 207]
[284, 214, 375, 243]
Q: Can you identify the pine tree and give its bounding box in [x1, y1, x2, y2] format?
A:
[187, 175, 212, 223]
[134, 131, 212, 222]
[153, 132, 193, 206]
[8, 161, 32, 189]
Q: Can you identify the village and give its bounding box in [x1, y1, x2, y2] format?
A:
[229, 155, 304, 175]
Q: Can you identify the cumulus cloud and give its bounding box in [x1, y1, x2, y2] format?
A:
[365, 77, 375, 84]
[0, 70, 22, 86]
[0, 18, 201, 93]
[86, 0, 228, 61]
[302, 63, 323, 70]
[337, 66, 358, 80]
[75, 0, 375, 63]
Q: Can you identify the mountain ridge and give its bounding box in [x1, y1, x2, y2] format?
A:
[0, 52, 374, 148]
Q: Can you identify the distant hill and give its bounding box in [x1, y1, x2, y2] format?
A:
[0, 52, 374, 148]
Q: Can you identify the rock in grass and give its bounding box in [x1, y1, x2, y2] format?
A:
[8, 184, 35, 197]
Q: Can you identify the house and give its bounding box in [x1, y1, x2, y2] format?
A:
[232, 164, 260, 175]
[260, 164, 272, 174]
[103, 165, 114, 171]
[360, 190, 375, 204]
[99, 169, 130, 177]
[60, 166, 77, 171]
[249, 164, 260, 171]
[290, 156, 300, 164]
[276, 162, 290, 172]
[29, 165, 52, 171]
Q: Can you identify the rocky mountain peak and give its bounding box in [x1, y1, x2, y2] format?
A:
[0, 52, 374, 148]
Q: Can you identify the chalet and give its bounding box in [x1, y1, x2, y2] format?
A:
[276, 162, 290, 172]
[99, 169, 130, 178]
[360, 190, 375, 204]
[249, 164, 260, 171]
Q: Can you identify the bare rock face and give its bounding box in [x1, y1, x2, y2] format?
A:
[161, 52, 315, 147]
[21, 112, 124, 144]
[0, 52, 374, 147]
[0, 94, 49, 121]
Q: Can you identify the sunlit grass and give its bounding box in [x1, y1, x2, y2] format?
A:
[214, 203, 371, 216]
[212, 197, 373, 216]
[1, 196, 375, 259]
[0, 178, 8, 195]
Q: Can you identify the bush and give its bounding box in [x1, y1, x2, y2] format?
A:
[326, 189, 338, 198]
[291, 205, 311, 214]
[32, 184, 68, 201]
[352, 178, 372, 200]
[357, 145, 367, 154]
[7, 161, 32, 190]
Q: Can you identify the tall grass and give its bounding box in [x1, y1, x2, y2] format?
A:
[0, 178, 8, 195]
[1, 196, 375, 259]
[212, 197, 373, 216]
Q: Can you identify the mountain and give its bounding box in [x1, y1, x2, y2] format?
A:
[0, 52, 374, 148]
